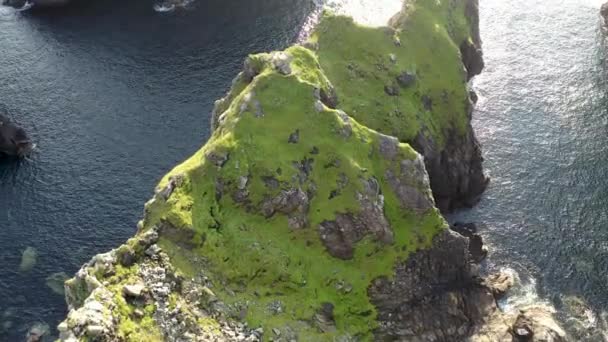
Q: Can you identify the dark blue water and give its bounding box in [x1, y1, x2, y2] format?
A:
[0, 0, 313, 339]
[451, 0, 608, 328]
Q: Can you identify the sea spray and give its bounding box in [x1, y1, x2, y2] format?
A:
[497, 267, 550, 313]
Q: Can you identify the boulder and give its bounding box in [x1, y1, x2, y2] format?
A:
[484, 271, 515, 299]
[396, 71, 416, 88]
[123, 283, 146, 298]
[451, 222, 488, 263]
[26, 322, 50, 342]
[0, 114, 33, 158]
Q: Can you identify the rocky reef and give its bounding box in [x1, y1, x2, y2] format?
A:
[0, 113, 33, 158]
[57, 0, 564, 341]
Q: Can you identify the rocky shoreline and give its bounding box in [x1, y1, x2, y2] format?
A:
[54, 1, 569, 341]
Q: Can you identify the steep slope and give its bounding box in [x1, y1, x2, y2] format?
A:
[56, 1, 560, 341]
[308, 0, 487, 212]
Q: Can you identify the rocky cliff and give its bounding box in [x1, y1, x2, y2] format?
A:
[57, 1, 563, 341]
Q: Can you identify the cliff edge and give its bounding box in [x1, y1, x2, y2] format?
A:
[56, 1, 564, 341]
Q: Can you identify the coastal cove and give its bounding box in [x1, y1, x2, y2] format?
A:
[2, 0, 608, 341]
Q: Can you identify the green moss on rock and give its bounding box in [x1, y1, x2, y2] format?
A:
[60, 1, 482, 340]
[311, 0, 474, 147]
[141, 13, 459, 338]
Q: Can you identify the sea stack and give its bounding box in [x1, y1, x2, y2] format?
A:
[56, 0, 565, 340]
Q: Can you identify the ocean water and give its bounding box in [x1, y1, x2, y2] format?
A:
[0, 0, 313, 339]
[450, 0, 608, 333]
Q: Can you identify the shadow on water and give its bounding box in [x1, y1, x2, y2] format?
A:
[0, 157, 35, 183]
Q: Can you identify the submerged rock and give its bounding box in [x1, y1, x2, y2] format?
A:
[19, 247, 37, 272]
[26, 322, 50, 342]
[46, 272, 70, 296]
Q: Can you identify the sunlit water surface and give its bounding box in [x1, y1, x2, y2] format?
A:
[450, 0, 608, 334]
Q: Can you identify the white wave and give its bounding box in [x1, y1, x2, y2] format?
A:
[153, 3, 175, 13]
[0, 6, 13, 16]
[496, 267, 549, 313]
[0, 1, 31, 13]
[17, 1, 32, 11]
[153, 0, 195, 13]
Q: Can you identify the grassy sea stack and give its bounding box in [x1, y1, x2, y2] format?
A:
[57, 1, 564, 341]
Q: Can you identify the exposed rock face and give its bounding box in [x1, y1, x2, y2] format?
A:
[463, 0, 485, 80]
[417, 0, 488, 212]
[413, 123, 489, 212]
[0, 114, 33, 158]
[602, 2, 608, 28]
[60, 226, 262, 341]
[369, 229, 493, 341]
[369, 229, 566, 341]
[451, 222, 488, 263]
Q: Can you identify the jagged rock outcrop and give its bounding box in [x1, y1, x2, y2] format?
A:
[57, 0, 564, 341]
[602, 2, 608, 28]
[451, 222, 488, 263]
[369, 229, 493, 340]
[0, 113, 33, 158]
